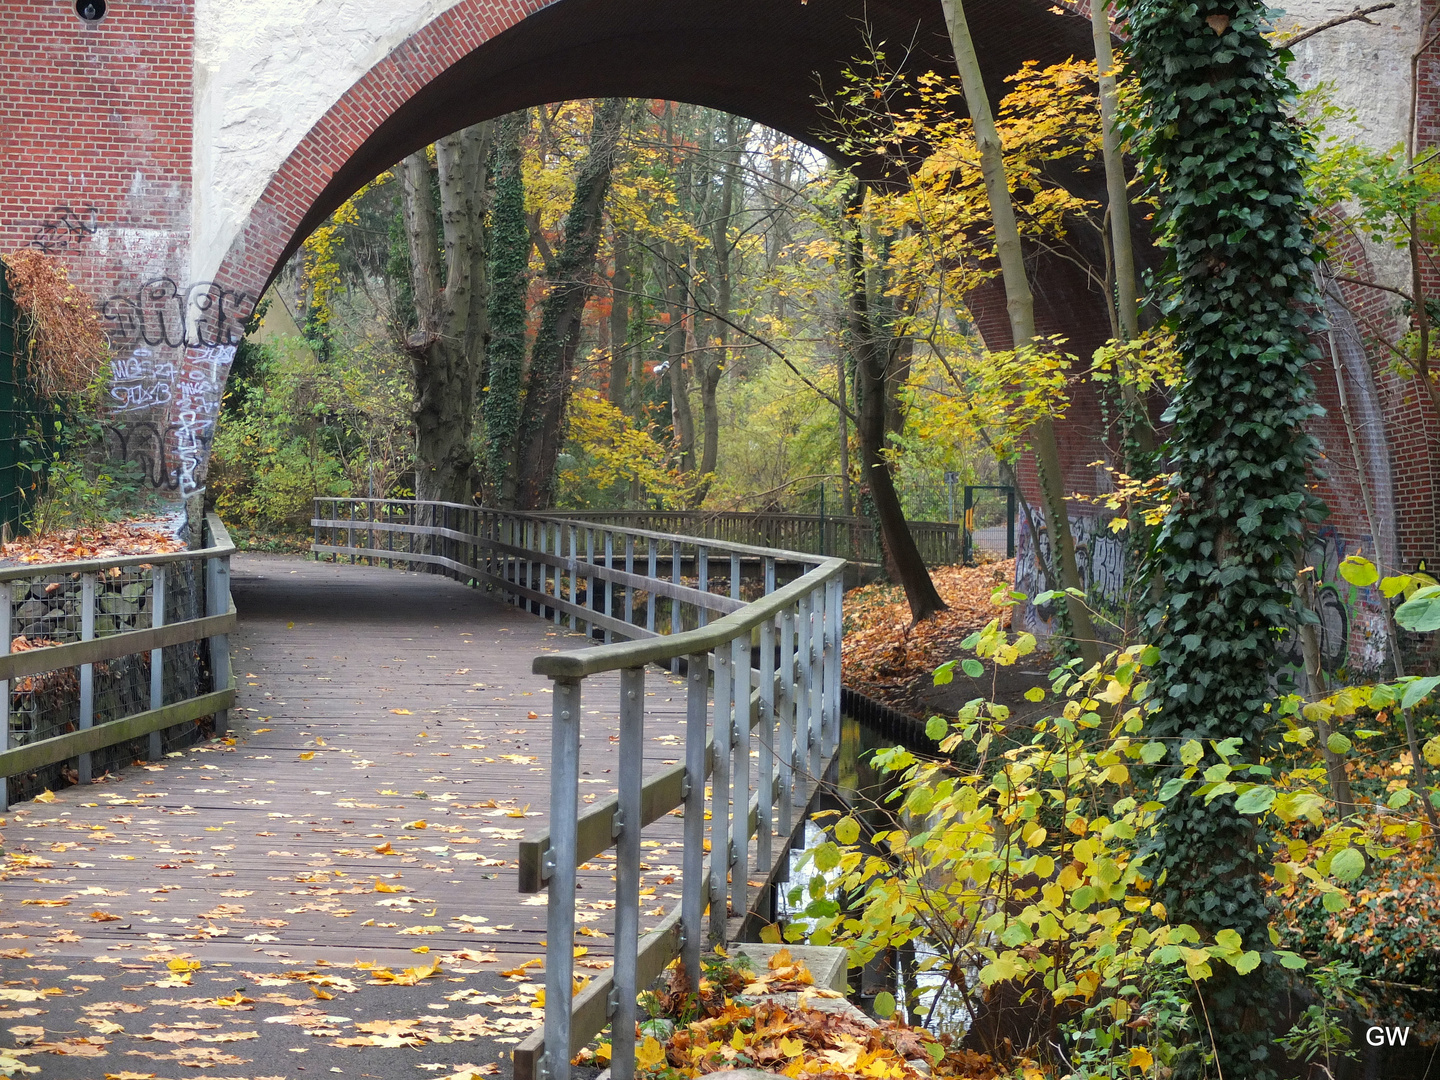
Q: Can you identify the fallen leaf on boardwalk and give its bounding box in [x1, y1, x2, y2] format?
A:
[213, 992, 253, 1007]
[403, 820, 427, 829]
[391, 709, 413, 715]
[33, 790, 56, 803]
[374, 879, 408, 893]
[368, 961, 441, 986]
[0, 989, 60, 1003]
[21, 899, 69, 907]
[31, 1036, 109, 1056]
[298, 752, 315, 761]
[310, 987, 333, 1001]
[89, 910, 122, 922]
[373, 841, 394, 854]
[499, 958, 544, 978]
[7, 1026, 43, 1045]
[398, 925, 443, 935]
[526, 711, 539, 719]
[104, 1073, 157, 1079]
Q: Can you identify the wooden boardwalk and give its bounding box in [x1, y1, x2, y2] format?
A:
[0, 554, 694, 1078]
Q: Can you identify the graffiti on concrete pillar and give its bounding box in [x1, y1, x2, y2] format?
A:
[99, 278, 249, 498]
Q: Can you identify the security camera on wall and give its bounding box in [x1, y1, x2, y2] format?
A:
[76, 0, 106, 23]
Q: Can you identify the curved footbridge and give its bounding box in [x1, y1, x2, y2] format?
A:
[0, 501, 849, 1080]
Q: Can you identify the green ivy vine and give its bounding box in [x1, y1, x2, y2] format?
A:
[1117, 0, 1328, 1074]
[483, 111, 530, 504]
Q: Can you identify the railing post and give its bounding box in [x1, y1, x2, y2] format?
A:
[149, 566, 166, 760]
[568, 526, 579, 632]
[682, 652, 708, 989]
[825, 574, 843, 753]
[611, 666, 645, 1080]
[709, 645, 732, 946]
[585, 527, 596, 636]
[697, 546, 709, 629]
[731, 552, 741, 601]
[542, 677, 583, 1080]
[646, 542, 658, 636]
[810, 584, 826, 771]
[777, 606, 795, 837]
[671, 541, 683, 675]
[77, 571, 96, 784]
[603, 532, 614, 644]
[758, 611, 775, 884]
[206, 547, 231, 736]
[624, 535, 635, 629]
[0, 583, 9, 809]
[796, 590, 815, 789]
[730, 632, 750, 920]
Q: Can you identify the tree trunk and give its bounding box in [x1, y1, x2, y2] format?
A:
[514, 97, 628, 509]
[941, 0, 1100, 667]
[484, 111, 530, 506]
[847, 207, 946, 622]
[400, 121, 493, 504]
[838, 353, 854, 518]
[1091, 0, 1155, 456]
[608, 229, 631, 409]
[663, 243, 697, 472]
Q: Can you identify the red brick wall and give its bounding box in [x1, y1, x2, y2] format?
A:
[0, 0, 193, 294]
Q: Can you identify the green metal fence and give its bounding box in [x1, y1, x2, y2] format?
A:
[0, 272, 57, 540]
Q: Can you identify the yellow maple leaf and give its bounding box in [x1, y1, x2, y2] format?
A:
[391, 708, 413, 715]
[34, 790, 56, 803]
[779, 1036, 804, 1056]
[299, 752, 315, 761]
[1128, 1046, 1154, 1070]
[636, 1036, 667, 1070]
[311, 986, 334, 1000]
[373, 879, 407, 893]
[403, 819, 427, 829]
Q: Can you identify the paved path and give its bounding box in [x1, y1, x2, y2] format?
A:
[0, 554, 693, 1079]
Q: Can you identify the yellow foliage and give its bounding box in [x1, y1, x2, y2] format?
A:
[560, 389, 693, 508]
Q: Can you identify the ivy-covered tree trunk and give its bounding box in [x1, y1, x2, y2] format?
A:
[484, 111, 530, 506]
[1121, 0, 1326, 1074]
[514, 97, 627, 509]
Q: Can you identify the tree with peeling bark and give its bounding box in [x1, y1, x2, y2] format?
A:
[398, 120, 496, 504]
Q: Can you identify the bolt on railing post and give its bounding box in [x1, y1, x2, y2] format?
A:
[709, 646, 732, 946]
[542, 677, 583, 1080]
[149, 566, 166, 760]
[0, 583, 9, 810]
[776, 606, 796, 837]
[611, 666, 645, 1080]
[77, 571, 96, 784]
[730, 632, 750, 919]
[207, 549, 232, 736]
[682, 653, 708, 990]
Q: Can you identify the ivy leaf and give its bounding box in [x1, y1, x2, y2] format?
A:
[1337, 554, 1378, 587]
[1395, 585, 1440, 632]
[1329, 847, 1365, 883]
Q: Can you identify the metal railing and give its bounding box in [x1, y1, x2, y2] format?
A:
[312, 498, 844, 1080]
[551, 507, 962, 566]
[0, 513, 236, 807]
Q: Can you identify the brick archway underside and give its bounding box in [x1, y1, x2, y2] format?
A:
[219, 0, 1115, 361]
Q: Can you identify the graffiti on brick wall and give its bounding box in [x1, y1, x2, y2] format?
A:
[28, 204, 99, 253]
[1014, 514, 1391, 678]
[1014, 510, 1130, 634]
[100, 279, 248, 498]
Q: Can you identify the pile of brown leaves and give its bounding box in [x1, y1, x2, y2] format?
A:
[843, 561, 1016, 706]
[1, 522, 184, 565]
[621, 950, 1012, 1080]
[1, 249, 110, 398]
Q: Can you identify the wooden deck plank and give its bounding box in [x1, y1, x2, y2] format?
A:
[0, 554, 709, 1078]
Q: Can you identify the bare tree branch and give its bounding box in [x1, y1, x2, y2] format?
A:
[1279, 3, 1396, 48]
